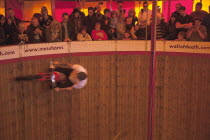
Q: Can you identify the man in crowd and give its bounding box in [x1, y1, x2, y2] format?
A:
[94, 2, 103, 22]
[202, 6, 210, 41]
[186, 18, 207, 41]
[138, 2, 152, 25]
[84, 7, 97, 35]
[176, 6, 193, 34]
[27, 17, 45, 43]
[5, 8, 22, 45]
[171, 3, 182, 18]
[100, 9, 111, 39]
[190, 2, 208, 21]
[116, 1, 123, 16]
[61, 13, 72, 42]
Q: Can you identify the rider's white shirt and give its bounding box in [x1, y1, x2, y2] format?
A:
[72, 64, 88, 89]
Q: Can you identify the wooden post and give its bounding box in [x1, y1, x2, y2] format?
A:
[147, 0, 157, 140]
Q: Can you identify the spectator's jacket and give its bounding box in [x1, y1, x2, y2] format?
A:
[91, 29, 108, 40]
[5, 16, 22, 45]
[68, 17, 84, 41]
[40, 15, 53, 29]
[11, 30, 28, 44]
[84, 15, 97, 35]
[26, 24, 45, 43]
[100, 15, 111, 31]
[61, 21, 74, 41]
[0, 26, 5, 46]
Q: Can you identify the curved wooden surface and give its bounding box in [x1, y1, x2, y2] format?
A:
[0, 41, 210, 140]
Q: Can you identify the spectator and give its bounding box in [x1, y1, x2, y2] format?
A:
[110, 11, 118, 39]
[94, 4, 103, 22]
[27, 17, 45, 43]
[0, 15, 6, 36]
[40, 14, 53, 29]
[186, 18, 207, 41]
[75, 3, 85, 18]
[176, 6, 193, 34]
[61, 13, 72, 42]
[91, 22, 108, 40]
[12, 22, 28, 44]
[190, 2, 208, 21]
[5, 8, 22, 45]
[130, 23, 140, 40]
[125, 17, 134, 33]
[84, 7, 97, 35]
[127, 8, 138, 26]
[0, 14, 6, 27]
[139, 22, 151, 40]
[33, 13, 42, 22]
[0, 25, 5, 46]
[150, 15, 167, 40]
[123, 32, 131, 40]
[171, 3, 182, 18]
[100, 9, 111, 39]
[46, 20, 62, 42]
[165, 15, 177, 40]
[175, 31, 186, 41]
[116, 9, 126, 40]
[40, 6, 53, 21]
[116, 1, 123, 16]
[202, 6, 210, 41]
[138, 2, 152, 25]
[69, 8, 84, 41]
[77, 27, 92, 41]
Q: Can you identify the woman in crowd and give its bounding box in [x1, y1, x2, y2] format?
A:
[77, 27, 92, 41]
[69, 8, 84, 41]
[165, 15, 177, 40]
[126, 8, 138, 26]
[91, 22, 108, 40]
[46, 20, 62, 42]
[40, 6, 53, 29]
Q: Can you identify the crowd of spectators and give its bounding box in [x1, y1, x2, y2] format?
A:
[0, 1, 210, 46]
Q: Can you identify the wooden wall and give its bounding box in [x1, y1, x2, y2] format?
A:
[0, 54, 210, 140]
[0, 54, 150, 140]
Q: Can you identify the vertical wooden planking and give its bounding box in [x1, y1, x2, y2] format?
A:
[154, 55, 210, 140]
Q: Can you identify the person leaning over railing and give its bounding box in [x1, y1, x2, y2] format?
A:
[186, 18, 207, 41]
[12, 22, 28, 44]
[26, 17, 45, 43]
[77, 27, 92, 41]
[91, 22, 108, 40]
[46, 20, 62, 42]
